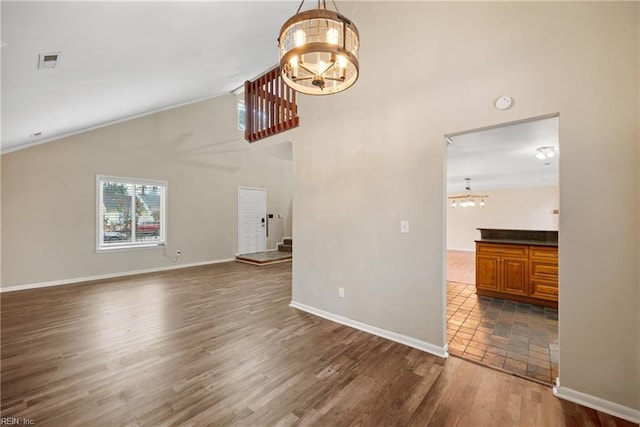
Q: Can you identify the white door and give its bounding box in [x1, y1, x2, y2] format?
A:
[238, 187, 267, 254]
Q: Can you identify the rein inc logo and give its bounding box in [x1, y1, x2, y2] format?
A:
[1, 419, 35, 425]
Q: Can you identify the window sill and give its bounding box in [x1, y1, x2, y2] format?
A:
[97, 243, 165, 253]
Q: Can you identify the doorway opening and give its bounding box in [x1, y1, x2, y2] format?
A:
[444, 114, 559, 386]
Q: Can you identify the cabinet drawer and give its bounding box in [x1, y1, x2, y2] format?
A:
[530, 279, 558, 301]
[530, 246, 558, 262]
[477, 243, 528, 257]
[530, 260, 558, 278]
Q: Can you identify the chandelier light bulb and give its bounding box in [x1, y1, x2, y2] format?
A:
[289, 56, 299, 77]
[337, 54, 348, 68]
[480, 199, 485, 207]
[536, 152, 546, 160]
[452, 200, 456, 208]
[294, 29, 306, 47]
[327, 28, 339, 44]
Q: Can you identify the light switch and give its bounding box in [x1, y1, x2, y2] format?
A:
[400, 220, 409, 233]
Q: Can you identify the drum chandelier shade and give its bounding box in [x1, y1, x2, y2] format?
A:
[278, 1, 360, 95]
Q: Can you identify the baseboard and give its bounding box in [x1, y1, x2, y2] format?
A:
[0, 258, 236, 293]
[553, 378, 640, 424]
[289, 301, 449, 359]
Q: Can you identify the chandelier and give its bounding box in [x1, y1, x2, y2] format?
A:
[278, 0, 360, 95]
[449, 178, 488, 208]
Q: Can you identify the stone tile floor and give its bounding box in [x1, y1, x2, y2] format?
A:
[447, 281, 559, 385]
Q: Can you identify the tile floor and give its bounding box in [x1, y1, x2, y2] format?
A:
[447, 281, 559, 385]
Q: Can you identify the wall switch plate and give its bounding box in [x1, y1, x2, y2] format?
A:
[400, 220, 409, 233]
[338, 287, 345, 298]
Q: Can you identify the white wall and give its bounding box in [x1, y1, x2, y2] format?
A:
[291, 1, 638, 413]
[1, 94, 293, 288]
[447, 185, 559, 251]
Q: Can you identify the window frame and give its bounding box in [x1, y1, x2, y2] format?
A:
[96, 175, 167, 252]
[238, 100, 246, 131]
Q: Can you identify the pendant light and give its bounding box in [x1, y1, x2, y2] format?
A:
[278, 0, 360, 95]
[449, 178, 488, 208]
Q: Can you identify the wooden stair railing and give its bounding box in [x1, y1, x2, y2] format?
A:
[244, 67, 299, 143]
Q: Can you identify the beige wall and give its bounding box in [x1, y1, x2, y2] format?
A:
[292, 2, 639, 411]
[1, 94, 293, 287]
[447, 185, 559, 252]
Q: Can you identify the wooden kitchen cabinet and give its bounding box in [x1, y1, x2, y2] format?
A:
[529, 246, 559, 302]
[476, 243, 528, 297]
[475, 242, 558, 308]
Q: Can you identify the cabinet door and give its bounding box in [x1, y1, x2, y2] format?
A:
[502, 258, 528, 296]
[476, 255, 500, 292]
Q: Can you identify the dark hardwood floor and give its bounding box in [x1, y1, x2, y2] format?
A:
[1, 262, 635, 426]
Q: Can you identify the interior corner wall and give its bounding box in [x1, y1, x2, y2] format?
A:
[0, 94, 293, 288]
[291, 1, 639, 412]
[447, 185, 559, 252]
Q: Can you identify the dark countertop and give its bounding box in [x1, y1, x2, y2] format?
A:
[475, 238, 558, 247]
[476, 228, 558, 246]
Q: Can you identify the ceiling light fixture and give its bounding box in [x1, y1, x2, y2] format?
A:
[536, 146, 558, 160]
[449, 178, 488, 208]
[278, 0, 360, 95]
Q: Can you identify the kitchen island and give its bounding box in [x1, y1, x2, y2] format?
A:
[475, 228, 558, 308]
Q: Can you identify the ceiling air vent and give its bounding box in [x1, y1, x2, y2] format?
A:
[38, 52, 60, 69]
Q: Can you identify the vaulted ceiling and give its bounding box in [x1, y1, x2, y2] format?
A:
[2, 2, 558, 191]
[1, 1, 294, 153]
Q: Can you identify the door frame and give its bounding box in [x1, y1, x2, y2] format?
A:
[443, 112, 560, 375]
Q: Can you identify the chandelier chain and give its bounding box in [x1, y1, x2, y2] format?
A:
[331, 0, 341, 14]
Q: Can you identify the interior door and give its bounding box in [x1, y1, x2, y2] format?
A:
[238, 187, 266, 255]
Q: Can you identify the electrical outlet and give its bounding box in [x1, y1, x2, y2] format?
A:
[338, 287, 345, 298]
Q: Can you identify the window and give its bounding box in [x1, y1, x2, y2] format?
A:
[238, 101, 246, 131]
[97, 175, 166, 251]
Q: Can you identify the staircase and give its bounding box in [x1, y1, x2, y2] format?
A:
[277, 238, 292, 252]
